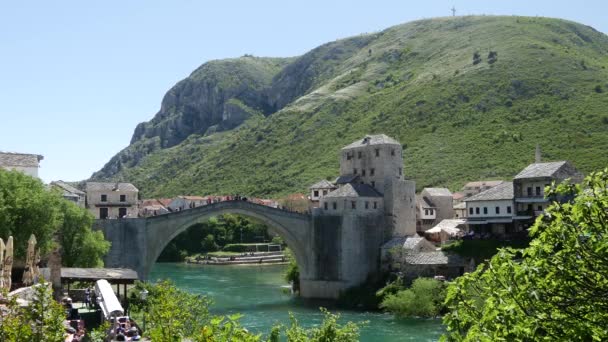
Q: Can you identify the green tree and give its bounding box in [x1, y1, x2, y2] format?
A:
[58, 199, 110, 267]
[27, 284, 66, 342]
[284, 309, 361, 342]
[380, 278, 446, 318]
[132, 280, 211, 341]
[201, 234, 219, 252]
[0, 169, 110, 265]
[0, 284, 66, 341]
[131, 281, 361, 342]
[0, 169, 62, 257]
[443, 170, 608, 341]
[283, 248, 300, 293]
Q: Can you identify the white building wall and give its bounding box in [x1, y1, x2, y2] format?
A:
[419, 206, 436, 220]
[2, 165, 38, 178]
[466, 200, 514, 218]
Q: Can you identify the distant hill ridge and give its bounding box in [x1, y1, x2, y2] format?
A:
[91, 15, 608, 198]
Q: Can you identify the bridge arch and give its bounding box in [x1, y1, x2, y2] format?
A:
[142, 201, 312, 281]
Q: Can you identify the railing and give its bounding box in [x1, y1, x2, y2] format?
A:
[516, 210, 543, 217]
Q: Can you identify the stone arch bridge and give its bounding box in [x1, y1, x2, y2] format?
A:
[94, 200, 385, 299]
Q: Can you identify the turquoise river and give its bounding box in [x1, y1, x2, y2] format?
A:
[150, 263, 443, 341]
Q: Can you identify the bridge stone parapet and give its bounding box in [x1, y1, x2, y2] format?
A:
[94, 200, 386, 299]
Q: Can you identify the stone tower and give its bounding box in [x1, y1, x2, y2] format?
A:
[339, 134, 416, 236]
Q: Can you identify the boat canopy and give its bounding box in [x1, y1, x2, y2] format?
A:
[95, 279, 124, 320]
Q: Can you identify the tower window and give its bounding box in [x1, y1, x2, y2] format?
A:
[120, 194, 126, 202]
[346, 153, 352, 160]
[101, 194, 107, 202]
[351, 201, 356, 209]
[354, 168, 358, 175]
[507, 206, 512, 214]
[483, 207, 488, 214]
[495, 206, 500, 214]
[535, 186, 541, 196]
[371, 181, 375, 188]
[323, 190, 328, 196]
[365, 201, 369, 209]
[391, 149, 395, 156]
[375, 148, 379, 157]
[332, 202, 337, 210]
[469, 207, 473, 215]
[358, 151, 362, 159]
[399, 168, 402, 176]
[313, 190, 319, 197]
[362, 169, 366, 176]
[324, 202, 328, 210]
[370, 168, 375, 176]
[373, 202, 377, 209]
[475, 207, 480, 214]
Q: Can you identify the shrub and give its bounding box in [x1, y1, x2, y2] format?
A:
[380, 278, 446, 318]
[222, 244, 251, 252]
[472, 51, 481, 65]
[202, 234, 219, 252]
[488, 51, 498, 64]
[595, 84, 603, 93]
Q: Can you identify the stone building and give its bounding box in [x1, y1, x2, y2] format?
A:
[381, 235, 473, 280]
[139, 198, 171, 217]
[304, 134, 417, 296]
[513, 160, 583, 230]
[309, 179, 337, 204]
[416, 187, 454, 232]
[167, 195, 206, 211]
[0, 151, 44, 178]
[465, 182, 517, 236]
[50, 180, 86, 207]
[319, 134, 416, 237]
[86, 182, 139, 219]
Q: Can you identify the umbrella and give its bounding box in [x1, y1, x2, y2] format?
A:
[0, 238, 4, 290]
[33, 248, 41, 284]
[3, 236, 13, 291]
[22, 234, 37, 286]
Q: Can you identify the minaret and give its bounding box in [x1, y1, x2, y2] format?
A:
[535, 144, 542, 163]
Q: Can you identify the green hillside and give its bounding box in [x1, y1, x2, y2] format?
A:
[91, 16, 608, 198]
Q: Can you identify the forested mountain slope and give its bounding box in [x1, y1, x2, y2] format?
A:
[91, 16, 608, 198]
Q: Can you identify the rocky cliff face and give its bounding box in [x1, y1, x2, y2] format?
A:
[129, 57, 290, 150]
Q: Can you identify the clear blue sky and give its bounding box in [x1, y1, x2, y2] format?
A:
[1, 0, 606, 183]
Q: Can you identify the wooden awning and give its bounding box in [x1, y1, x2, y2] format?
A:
[40, 267, 139, 284]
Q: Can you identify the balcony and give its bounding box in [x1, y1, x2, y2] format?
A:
[514, 196, 549, 203]
[515, 210, 543, 218]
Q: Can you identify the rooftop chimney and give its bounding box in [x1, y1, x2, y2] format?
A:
[535, 144, 542, 163]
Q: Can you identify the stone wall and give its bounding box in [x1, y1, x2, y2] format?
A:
[384, 179, 417, 237]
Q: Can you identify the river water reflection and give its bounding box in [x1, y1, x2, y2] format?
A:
[150, 263, 443, 341]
